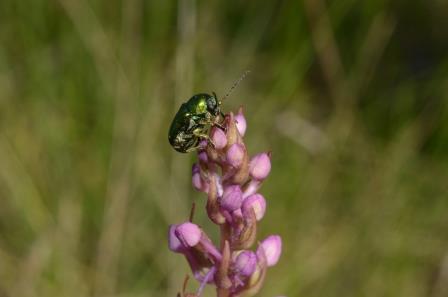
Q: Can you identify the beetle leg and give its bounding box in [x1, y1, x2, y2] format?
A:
[212, 115, 227, 132]
[213, 121, 226, 131]
[198, 116, 226, 132]
[193, 129, 216, 148]
[199, 113, 217, 124]
[184, 137, 214, 153]
[185, 146, 200, 153]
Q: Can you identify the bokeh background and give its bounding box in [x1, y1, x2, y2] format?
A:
[1, 0, 448, 296]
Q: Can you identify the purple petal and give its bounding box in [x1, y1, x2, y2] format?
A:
[235, 107, 247, 136]
[249, 153, 271, 180]
[226, 143, 245, 168]
[211, 127, 227, 149]
[234, 251, 257, 277]
[221, 185, 243, 212]
[198, 151, 208, 163]
[168, 224, 184, 253]
[192, 163, 208, 192]
[175, 222, 201, 247]
[257, 235, 282, 267]
[242, 194, 266, 221]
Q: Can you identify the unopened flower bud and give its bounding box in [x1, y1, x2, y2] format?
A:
[235, 107, 247, 136]
[168, 225, 184, 253]
[249, 153, 271, 180]
[242, 194, 266, 221]
[192, 164, 207, 192]
[257, 235, 282, 267]
[199, 140, 208, 150]
[198, 151, 208, 164]
[234, 251, 257, 276]
[226, 143, 245, 168]
[175, 222, 201, 247]
[211, 127, 227, 150]
[236, 252, 267, 297]
[221, 185, 243, 212]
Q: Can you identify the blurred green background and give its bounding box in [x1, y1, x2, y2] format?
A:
[1, 0, 448, 296]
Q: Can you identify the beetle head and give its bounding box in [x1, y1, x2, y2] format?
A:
[206, 93, 220, 116]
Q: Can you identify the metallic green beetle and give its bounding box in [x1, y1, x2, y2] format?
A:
[168, 93, 222, 153]
[168, 71, 250, 153]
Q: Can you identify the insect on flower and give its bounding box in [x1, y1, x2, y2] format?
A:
[168, 71, 250, 153]
[168, 102, 283, 296]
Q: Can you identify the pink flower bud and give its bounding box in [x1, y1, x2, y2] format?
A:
[257, 235, 282, 267]
[192, 163, 208, 192]
[168, 225, 184, 253]
[234, 251, 257, 276]
[192, 163, 202, 189]
[199, 139, 208, 149]
[221, 185, 243, 212]
[249, 153, 271, 180]
[242, 193, 266, 221]
[198, 151, 208, 163]
[211, 127, 227, 149]
[175, 222, 201, 247]
[235, 107, 247, 136]
[226, 143, 245, 168]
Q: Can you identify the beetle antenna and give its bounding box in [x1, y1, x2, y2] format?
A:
[221, 70, 250, 102]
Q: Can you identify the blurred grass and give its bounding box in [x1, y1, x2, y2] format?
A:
[0, 0, 448, 296]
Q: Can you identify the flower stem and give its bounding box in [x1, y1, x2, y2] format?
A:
[217, 287, 230, 297]
[220, 223, 231, 249]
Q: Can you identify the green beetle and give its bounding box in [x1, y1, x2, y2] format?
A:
[168, 71, 250, 153]
[168, 93, 222, 153]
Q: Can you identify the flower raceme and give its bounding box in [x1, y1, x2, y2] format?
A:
[169, 108, 282, 297]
